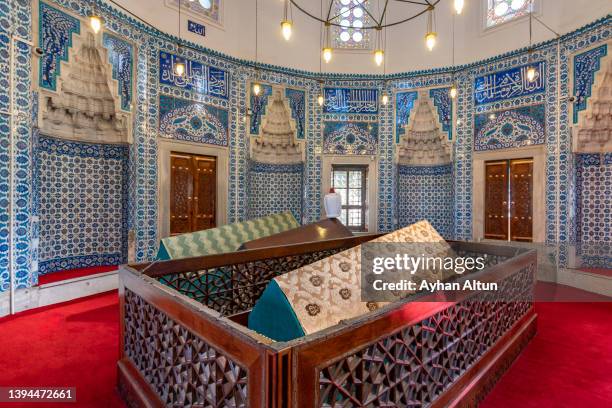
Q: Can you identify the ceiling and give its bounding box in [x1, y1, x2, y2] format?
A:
[111, 0, 612, 74]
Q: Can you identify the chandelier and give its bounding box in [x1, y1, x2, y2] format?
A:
[280, 0, 467, 66]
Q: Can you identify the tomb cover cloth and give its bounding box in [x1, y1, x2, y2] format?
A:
[157, 211, 300, 260]
[248, 220, 454, 341]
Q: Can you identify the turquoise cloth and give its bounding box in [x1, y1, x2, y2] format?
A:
[248, 280, 305, 342]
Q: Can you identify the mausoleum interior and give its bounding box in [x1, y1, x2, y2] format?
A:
[0, 0, 611, 407]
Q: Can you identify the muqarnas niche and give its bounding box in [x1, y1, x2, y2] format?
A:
[39, 31, 131, 144]
[396, 90, 451, 165]
[250, 88, 303, 164]
[249, 88, 304, 221]
[396, 91, 453, 238]
[573, 45, 612, 153]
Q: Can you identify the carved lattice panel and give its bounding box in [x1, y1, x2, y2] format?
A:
[159, 249, 343, 315]
[318, 262, 535, 407]
[124, 290, 248, 407]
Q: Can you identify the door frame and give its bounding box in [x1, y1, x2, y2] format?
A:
[158, 139, 229, 239]
[472, 145, 545, 243]
[321, 155, 379, 233]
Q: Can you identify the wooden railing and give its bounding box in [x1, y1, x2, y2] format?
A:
[118, 240, 538, 408]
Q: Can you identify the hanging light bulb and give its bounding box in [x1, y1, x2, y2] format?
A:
[425, 32, 437, 51]
[322, 47, 333, 63]
[280, 0, 293, 41]
[526, 66, 537, 82]
[322, 22, 332, 63]
[317, 94, 324, 106]
[374, 49, 384, 66]
[381, 92, 389, 106]
[281, 20, 293, 41]
[454, 0, 465, 15]
[174, 60, 186, 77]
[253, 82, 262, 96]
[450, 84, 458, 99]
[425, 7, 437, 51]
[90, 15, 103, 34]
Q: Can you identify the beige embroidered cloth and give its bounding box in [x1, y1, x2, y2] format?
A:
[274, 220, 452, 336]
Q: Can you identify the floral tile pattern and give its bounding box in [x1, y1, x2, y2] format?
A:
[474, 104, 546, 151]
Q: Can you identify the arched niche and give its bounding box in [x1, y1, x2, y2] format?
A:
[396, 90, 452, 166]
[573, 52, 612, 153]
[39, 30, 131, 144]
[250, 88, 304, 165]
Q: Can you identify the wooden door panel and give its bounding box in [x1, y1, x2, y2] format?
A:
[484, 161, 509, 240]
[510, 159, 533, 242]
[193, 156, 216, 231]
[170, 155, 193, 235]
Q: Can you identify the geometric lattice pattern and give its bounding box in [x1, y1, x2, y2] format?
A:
[319, 262, 535, 407]
[397, 165, 454, 239]
[124, 289, 247, 407]
[158, 247, 350, 316]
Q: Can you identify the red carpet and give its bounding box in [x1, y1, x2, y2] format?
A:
[0, 291, 125, 408]
[481, 300, 612, 407]
[0, 285, 610, 407]
[37, 266, 118, 286]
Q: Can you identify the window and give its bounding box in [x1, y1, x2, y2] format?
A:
[165, 0, 222, 27]
[331, 165, 368, 231]
[486, 0, 533, 28]
[332, 0, 373, 50]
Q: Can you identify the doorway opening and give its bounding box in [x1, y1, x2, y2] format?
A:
[484, 158, 533, 242]
[170, 152, 217, 235]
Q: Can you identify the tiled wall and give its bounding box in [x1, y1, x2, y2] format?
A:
[36, 136, 129, 273]
[397, 165, 454, 239]
[575, 154, 611, 268]
[0, 0, 609, 291]
[248, 162, 303, 222]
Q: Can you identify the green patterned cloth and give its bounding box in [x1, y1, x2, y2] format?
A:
[157, 211, 300, 260]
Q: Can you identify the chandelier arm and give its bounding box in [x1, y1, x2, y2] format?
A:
[361, 3, 382, 27]
[325, 0, 334, 21]
[378, 0, 390, 27]
[393, 0, 430, 5]
[290, 0, 440, 30]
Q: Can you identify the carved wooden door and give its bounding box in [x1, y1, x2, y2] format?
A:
[170, 153, 216, 235]
[484, 159, 533, 242]
[509, 159, 533, 242]
[193, 156, 216, 231]
[484, 161, 509, 240]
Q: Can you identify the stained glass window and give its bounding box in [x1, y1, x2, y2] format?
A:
[332, 0, 373, 50]
[486, 0, 533, 28]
